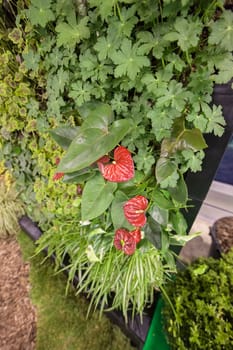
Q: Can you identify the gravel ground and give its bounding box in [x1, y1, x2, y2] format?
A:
[0, 237, 36, 350]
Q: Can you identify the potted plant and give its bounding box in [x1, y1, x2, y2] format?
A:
[210, 216, 233, 254]
[1, 0, 233, 346]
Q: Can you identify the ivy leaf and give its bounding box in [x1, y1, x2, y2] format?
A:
[22, 50, 40, 71]
[111, 93, 129, 114]
[137, 29, 167, 59]
[26, 0, 55, 27]
[46, 95, 65, 119]
[188, 68, 213, 98]
[55, 68, 70, 92]
[160, 171, 179, 189]
[147, 107, 176, 141]
[156, 80, 190, 111]
[141, 69, 172, 96]
[79, 49, 113, 82]
[163, 17, 202, 51]
[133, 148, 155, 174]
[26, 99, 39, 118]
[55, 0, 76, 21]
[211, 56, 233, 84]
[69, 81, 92, 106]
[181, 149, 205, 173]
[56, 17, 90, 48]
[79, 49, 98, 77]
[109, 6, 138, 38]
[88, 0, 118, 19]
[208, 10, 233, 51]
[81, 174, 117, 220]
[43, 47, 63, 72]
[201, 104, 226, 136]
[47, 68, 70, 96]
[112, 38, 150, 80]
[165, 53, 186, 72]
[94, 36, 118, 61]
[186, 112, 208, 132]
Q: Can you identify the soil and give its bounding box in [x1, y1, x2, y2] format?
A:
[0, 236, 36, 350]
[211, 216, 233, 254]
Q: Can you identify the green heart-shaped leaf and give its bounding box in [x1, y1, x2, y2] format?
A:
[151, 189, 174, 209]
[58, 119, 133, 173]
[170, 211, 188, 235]
[149, 205, 169, 226]
[50, 126, 79, 149]
[143, 216, 162, 249]
[182, 128, 207, 150]
[81, 174, 117, 221]
[168, 173, 188, 204]
[111, 191, 134, 230]
[79, 102, 113, 129]
[155, 157, 177, 184]
[63, 168, 96, 184]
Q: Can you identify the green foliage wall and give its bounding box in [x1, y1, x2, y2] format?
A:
[2, 0, 232, 226]
[0, 0, 233, 318]
[0, 2, 78, 226]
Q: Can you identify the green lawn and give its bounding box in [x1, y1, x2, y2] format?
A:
[17, 231, 135, 350]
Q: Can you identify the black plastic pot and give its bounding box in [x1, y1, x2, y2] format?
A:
[210, 216, 233, 255]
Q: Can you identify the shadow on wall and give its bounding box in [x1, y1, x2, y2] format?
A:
[215, 135, 233, 186]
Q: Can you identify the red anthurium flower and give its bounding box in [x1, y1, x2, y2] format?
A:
[53, 172, 64, 181]
[114, 228, 136, 255]
[129, 228, 142, 244]
[97, 155, 110, 173]
[100, 146, 134, 182]
[123, 195, 148, 227]
[97, 155, 110, 163]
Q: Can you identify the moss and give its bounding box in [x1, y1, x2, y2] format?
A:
[163, 250, 233, 350]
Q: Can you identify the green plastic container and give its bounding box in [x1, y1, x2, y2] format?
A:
[143, 296, 170, 350]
